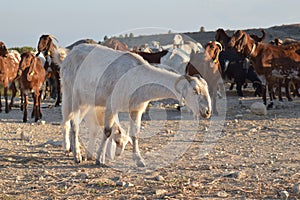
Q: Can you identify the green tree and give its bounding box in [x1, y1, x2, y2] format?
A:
[9, 46, 35, 54]
[129, 33, 134, 38]
[103, 35, 108, 41]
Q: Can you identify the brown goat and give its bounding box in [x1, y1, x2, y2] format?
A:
[18, 52, 46, 122]
[228, 30, 300, 107]
[186, 41, 222, 115]
[215, 28, 266, 50]
[102, 38, 129, 51]
[0, 42, 19, 113]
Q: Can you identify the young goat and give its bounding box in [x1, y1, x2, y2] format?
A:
[18, 52, 46, 122]
[59, 44, 211, 167]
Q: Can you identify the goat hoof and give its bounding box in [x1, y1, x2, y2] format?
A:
[74, 155, 82, 164]
[64, 150, 72, 157]
[95, 160, 100, 166]
[23, 118, 27, 123]
[267, 102, 274, 110]
[288, 98, 293, 102]
[136, 159, 146, 167]
[95, 160, 109, 167]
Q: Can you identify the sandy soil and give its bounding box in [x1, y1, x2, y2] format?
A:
[0, 87, 299, 200]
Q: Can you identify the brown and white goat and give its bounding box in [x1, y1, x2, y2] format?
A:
[186, 41, 222, 115]
[36, 34, 66, 107]
[0, 41, 19, 113]
[18, 52, 46, 122]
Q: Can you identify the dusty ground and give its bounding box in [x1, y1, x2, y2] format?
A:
[0, 87, 299, 200]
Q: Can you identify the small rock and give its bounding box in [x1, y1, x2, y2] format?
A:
[278, 190, 289, 199]
[37, 120, 46, 125]
[235, 114, 243, 119]
[216, 191, 229, 198]
[224, 171, 246, 179]
[20, 132, 31, 141]
[155, 175, 165, 181]
[190, 182, 202, 188]
[45, 139, 62, 147]
[80, 173, 88, 179]
[155, 189, 167, 196]
[125, 182, 134, 187]
[293, 182, 300, 194]
[165, 129, 174, 134]
[70, 172, 77, 176]
[250, 102, 267, 115]
[116, 181, 126, 187]
[249, 128, 257, 133]
[15, 128, 22, 134]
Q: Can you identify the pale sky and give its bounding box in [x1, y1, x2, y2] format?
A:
[1, 0, 299, 47]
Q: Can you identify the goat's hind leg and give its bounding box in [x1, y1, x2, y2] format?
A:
[96, 108, 115, 166]
[71, 113, 82, 163]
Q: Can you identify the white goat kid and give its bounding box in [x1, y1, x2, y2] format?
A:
[61, 44, 211, 167]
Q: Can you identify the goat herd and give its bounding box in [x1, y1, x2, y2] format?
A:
[0, 28, 299, 167]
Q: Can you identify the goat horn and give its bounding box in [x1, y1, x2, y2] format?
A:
[49, 34, 59, 43]
[174, 75, 193, 93]
[214, 41, 223, 51]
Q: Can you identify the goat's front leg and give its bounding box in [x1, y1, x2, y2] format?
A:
[9, 82, 17, 110]
[130, 111, 145, 167]
[23, 94, 28, 122]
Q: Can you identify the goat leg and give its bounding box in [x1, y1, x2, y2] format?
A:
[70, 117, 82, 164]
[96, 127, 111, 166]
[285, 78, 293, 101]
[130, 111, 146, 167]
[38, 90, 43, 119]
[9, 82, 17, 110]
[0, 91, 2, 112]
[4, 86, 9, 113]
[278, 80, 283, 101]
[23, 95, 28, 122]
[236, 82, 244, 97]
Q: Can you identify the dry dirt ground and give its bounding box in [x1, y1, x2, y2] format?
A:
[0, 87, 299, 200]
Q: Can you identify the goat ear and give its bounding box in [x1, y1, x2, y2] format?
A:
[236, 33, 247, 52]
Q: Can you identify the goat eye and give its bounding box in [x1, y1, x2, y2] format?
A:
[193, 90, 199, 95]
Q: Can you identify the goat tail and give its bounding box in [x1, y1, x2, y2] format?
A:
[52, 47, 69, 67]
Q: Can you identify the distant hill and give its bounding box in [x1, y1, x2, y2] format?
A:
[118, 23, 300, 48]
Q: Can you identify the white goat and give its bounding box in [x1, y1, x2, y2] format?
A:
[160, 48, 191, 75]
[173, 34, 184, 48]
[60, 44, 212, 167]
